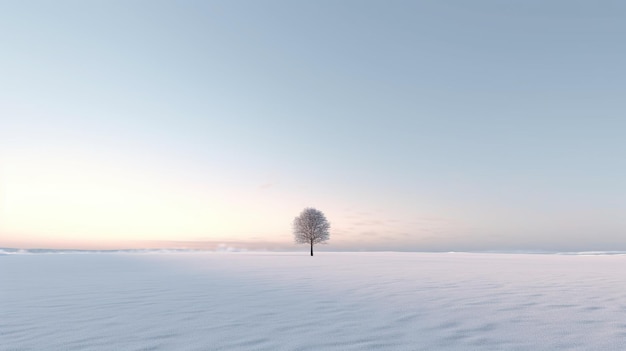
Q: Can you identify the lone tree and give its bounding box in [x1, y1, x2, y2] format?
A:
[293, 207, 330, 256]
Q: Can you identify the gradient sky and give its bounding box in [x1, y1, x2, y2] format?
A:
[1, 1, 625, 251]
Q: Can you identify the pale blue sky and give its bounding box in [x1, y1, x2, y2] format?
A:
[1, 1, 625, 251]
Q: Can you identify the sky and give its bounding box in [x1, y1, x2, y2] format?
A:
[1, 0, 625, 252]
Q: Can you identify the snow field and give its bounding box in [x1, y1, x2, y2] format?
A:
[2, 252, 626, 350]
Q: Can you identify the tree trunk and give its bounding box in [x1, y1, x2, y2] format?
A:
[310, 240, 313, 256]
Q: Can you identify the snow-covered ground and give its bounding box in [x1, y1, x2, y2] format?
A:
[2, 252, 626, 350]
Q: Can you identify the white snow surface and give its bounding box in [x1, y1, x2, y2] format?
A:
[2, 252, 626, 350]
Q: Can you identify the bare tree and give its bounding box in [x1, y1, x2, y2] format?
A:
[293, 207, 330, 256]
